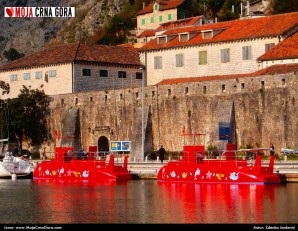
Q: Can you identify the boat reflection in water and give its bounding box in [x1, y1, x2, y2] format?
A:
[3, 179, 297, 224]
[156, 182, 285, 223]
[32, 179, 131, 224]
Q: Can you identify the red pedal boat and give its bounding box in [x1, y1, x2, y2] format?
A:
[33, 147, 132, 182]
[157, 134, 281, 184]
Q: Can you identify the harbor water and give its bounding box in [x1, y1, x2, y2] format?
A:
[0, 179, 297, 225]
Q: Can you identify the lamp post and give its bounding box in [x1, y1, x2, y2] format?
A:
[140, 66, 145, 160]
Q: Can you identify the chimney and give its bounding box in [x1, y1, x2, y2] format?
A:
[143, 2, 145, 9]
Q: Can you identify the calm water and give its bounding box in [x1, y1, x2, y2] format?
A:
[0, 179, 297, 224]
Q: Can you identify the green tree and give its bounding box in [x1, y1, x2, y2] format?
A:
[217, 0, 241, 21]
[197, 0, 225, 20]
[0, 80, 10, 95]
[97, 0, 142, 45]
[0, 81, 10, 140]
[3, 48, 24, 61]
[271, 0, 298, 14]
[7, 85, 52, 150]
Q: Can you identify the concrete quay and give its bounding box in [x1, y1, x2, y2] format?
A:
[127, 160, 298, 182]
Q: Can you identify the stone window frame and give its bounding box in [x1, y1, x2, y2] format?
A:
[10, 74, 17, 82]
[220, 48, 230, 63]
[82, 68, 91, 76]
[35, 71, 42, 79]
[176, 53, 184, 67]
[49, 70, 56, 77]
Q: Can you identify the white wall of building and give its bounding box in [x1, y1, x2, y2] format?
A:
[142, 37, 280, 86]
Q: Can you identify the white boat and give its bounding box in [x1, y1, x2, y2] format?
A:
[281, 148, 298, 155]
[0, 153, 34, 179]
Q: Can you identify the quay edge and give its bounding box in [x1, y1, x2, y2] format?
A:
[30, 160, 298, 183]
[127, 161, 298, 183]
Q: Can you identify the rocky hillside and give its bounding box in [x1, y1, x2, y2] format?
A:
[0, 0, 125, 64]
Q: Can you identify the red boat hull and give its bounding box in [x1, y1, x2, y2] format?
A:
[33, 147, 132, 182]
[157, 159, 281, 184]
[157, 143, 281, 184]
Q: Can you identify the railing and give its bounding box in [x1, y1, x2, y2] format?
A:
[43, 151, 127, 165]
[166, 149, 265, 163]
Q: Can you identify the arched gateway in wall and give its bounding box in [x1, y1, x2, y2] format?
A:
[98, 136, 109, 153]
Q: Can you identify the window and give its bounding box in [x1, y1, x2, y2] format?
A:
[154, 4, 158, 10]
[203, 31, 212, 39]
[150, 17, 154, 23]
[82, 68, 91, 76]
[185, 87, 188, 94]
[142, 18, 145, 25]
[35, 71, 42, 79]
[203, 86, 207, 94]
[168, 89, 171, 96]
[75, 97, 78, 105]
[159, 15, 163, 22]
[168, 14, 172, 20]
[222, 84, 226, 92]
[265, 43, 274, 52]
[154, 56, 162, 69]
[23, 73, 30, 80]
[199, 51, 207, 65]
[99, 70, 108, 77]
[10, 74, 17, 81]
[158, 37, 166, 44]
[179, 34, 188, 42]
[135, 92, 139, 99]
[152, 91, 155, 98]
[220, 48, 230, 63]
[136, 72, 143, 79]
[176, 54, 184, 67]
[241, 83, 245, 89]
[49, 70, 56, 77]
[281, 79, 285, 86]
[118, 71, 126, 78]
[242, 46, 252, 60]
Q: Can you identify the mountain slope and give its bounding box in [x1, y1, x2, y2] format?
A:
[0, 0, 125, 64]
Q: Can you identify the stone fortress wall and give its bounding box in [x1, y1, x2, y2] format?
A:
[47, 71, 298, 160]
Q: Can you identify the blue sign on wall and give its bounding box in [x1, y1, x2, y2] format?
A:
[110, 141, 131, 152]
[219, 122, 231, 141]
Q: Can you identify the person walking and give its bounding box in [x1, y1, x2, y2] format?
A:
[270, 143, 275, 156]
[158, 145, 166, 163]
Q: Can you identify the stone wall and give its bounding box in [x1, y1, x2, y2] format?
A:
[46, 71, 298, 160]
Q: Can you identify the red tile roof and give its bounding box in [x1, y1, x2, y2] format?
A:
[137, 30, 156, 38]
[155, 16, 203, 32]
[258, 32, 298, 61]
[138, 12, 298, 51]
[137, 0, 186, 15]
[0, 43, 142, 71]
[156, 63, 298, 85]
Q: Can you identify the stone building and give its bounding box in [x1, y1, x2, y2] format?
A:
[0, 43, 143, 99]
[136, 0, 199, 32]
[138, 12, 298, 85]
[47, 63, 298, 161]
